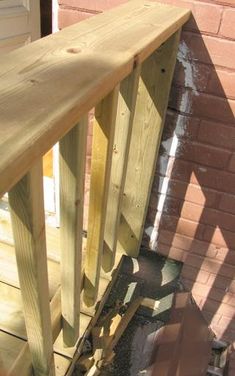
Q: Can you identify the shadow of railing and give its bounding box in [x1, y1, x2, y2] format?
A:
[144, 23, 235, 350]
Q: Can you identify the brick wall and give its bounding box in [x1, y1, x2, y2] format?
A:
[58, 0, 235, 370]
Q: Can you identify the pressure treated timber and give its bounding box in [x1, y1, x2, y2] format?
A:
[0, 241, 61, 297]
[117, 30, 181, 257]
[0, 331, 71, 376]
[4, 287, 62, 376]
[84, 87, 119, 306]
[0, 282, 91, 374]
[59, 116, 88, 346]
[102, 67, 141, 273]
[0, 1, 190, 198]
[8, 160, 55, 376]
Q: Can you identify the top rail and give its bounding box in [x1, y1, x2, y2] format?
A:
[0, 0, 190, 197]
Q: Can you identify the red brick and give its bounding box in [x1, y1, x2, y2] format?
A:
[202, 298, 235, 318]
[211, 323, 235, 343]
[198, 120, 235, 150]
[219, 193, 235, 214]
[190, 293, 203, 308]
[173, 60, 211, 92]
[225, 293, 235, 306]
[159, 214, 205, 239]
[164, 110, 199, 140]
[220, 8, 235, 39]
[176, 141, 231, 169]
[225, 279, 235, 295]
[229, 366, 235, 376]
[170, 159, 235, 195]
[169, 86, 235, 125]
[59, 8, 93, 28]
[156, 0, 222, 34]
[219, 315, 235, 332]
[182, 279, 234, 307]
[59, 0, 127, 12]
[228, 345, 235, 359]
[181, 202, 235, 233]
[207, 274, 235, 293]
[209, 0, 235, 5]
[187, 1, 222, 34]
[182, 31, 235, 70]
[158, 229, 219, 257]
[156, 195, 183, 216]
[166, 180, 219, 208]
[215, 248, 235, 265]
[180, 201, 203, 225]
[202, 311, 222, 327]
[228, 154, 235, 173]
[157, 242, 187, 262]
[181, 264, 210, 283]
[203, 226, 235, 252]
[185, 253, 235, 278]
[206, 68, 235, 99]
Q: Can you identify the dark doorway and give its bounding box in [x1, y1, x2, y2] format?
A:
[40, 0, 52, 37]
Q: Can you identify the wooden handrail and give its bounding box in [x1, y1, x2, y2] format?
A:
[0, 0, 189, 197]
[0, 1, 190, 375]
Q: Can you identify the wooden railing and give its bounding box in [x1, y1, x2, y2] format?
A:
[0, 1, 190, 375]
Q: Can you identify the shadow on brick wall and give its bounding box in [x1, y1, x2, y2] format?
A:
[144, 24, 235, 353]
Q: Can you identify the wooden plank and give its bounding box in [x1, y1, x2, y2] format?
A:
[7, 288, 62, 376]
[0, 241, 61, 298]
[102, 66, 141, 273]
[117, 30, 181, 257]
[0, 1, 190, 197]
[88, 297, 143, 372]
[0, 199, 62, 263]
[83, 87, 119, 307]
[64, 257, 125, 376]
[0, 331, 30, 376]
[0, 283, 91, 375]
[54, 313, 91, 359]
[8, 160, 55, 376]
[60, 116, 88, 346]
[0, 284, 62, 344]
[5, 337, 71, 376]
[102, 297, 143, 358]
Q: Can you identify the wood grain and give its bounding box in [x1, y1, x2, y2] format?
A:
[83, 87, 119, 306]
[102, 67, 140, 273]
[0, 1, 190, 197]
[60, 116, 88, 346]
[118, 30, 181, 257]
[8, 160, 55, 376]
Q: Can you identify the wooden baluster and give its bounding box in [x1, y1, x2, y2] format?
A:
[117, 30, 181, 257]
[59, 116, 88, 346]
[102, 67, 141, 272]
[8, 159, 55, 376]
[84, 86, 119, 306]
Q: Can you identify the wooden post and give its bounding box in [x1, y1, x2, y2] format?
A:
[59, 116, 88, 347]
[8, 160, 55, 376]
[117, 30, 181, 257]
[83, 87, 119, 306]
[102, 67, 140, 272]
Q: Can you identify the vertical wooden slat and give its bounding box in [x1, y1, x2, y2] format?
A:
[117, 30, 181, 257]
[8, 159, 55, 376]
[84, 86, 119, 306]
[60, 116, 88, 346]
[102, 67, 141, 272]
